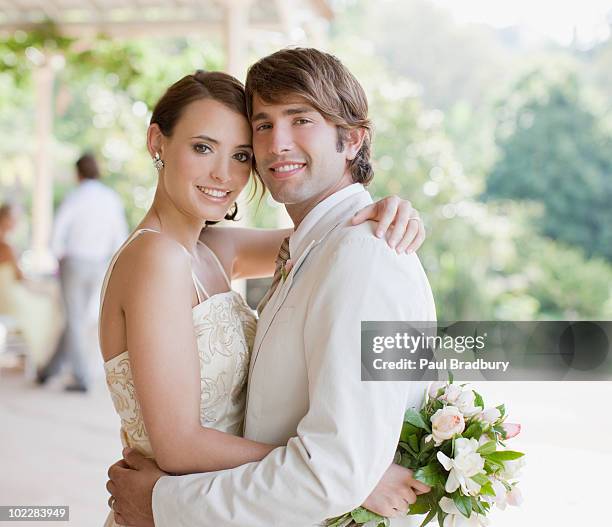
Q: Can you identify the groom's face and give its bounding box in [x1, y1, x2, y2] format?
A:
[251, 94, 350, 206]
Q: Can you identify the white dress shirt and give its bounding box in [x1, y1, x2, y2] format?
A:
[51, 179, 128, 261]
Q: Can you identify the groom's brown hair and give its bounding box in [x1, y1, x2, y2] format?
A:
[245, 47, 374, 186]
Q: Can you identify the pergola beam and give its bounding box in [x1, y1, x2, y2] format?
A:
[0, 18, 286, 38]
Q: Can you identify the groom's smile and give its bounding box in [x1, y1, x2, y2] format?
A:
[251, 94, 353, 223]
[268, 160, 307, 179]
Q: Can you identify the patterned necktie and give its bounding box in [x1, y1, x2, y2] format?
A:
[257, 236, 290, 314]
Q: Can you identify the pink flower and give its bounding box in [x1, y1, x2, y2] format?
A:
[506, 486, 523, 506]
[430, 406, 465, 445]
[281, 260, 294, 281]
[501, 423, 521, 439]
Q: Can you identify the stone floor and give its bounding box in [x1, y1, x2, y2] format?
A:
[1, 371, 611, 527]
[1, 372, 119, 526]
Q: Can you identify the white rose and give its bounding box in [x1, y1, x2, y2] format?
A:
[478, 407, 501, 424]
[491, 478, 508, 510]
[430, 405, 465, 445]
[454, 390, 481, 417]
[429, 381, 447, 399]
[443, 383, 462, 403]
[501, 457, 526, 479]
[437, 437, 485, 495]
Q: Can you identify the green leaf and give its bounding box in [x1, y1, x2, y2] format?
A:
[480, 481, 496, 496]
[326, 513, 351, 527]
[437, 508, 446, 527]
[404, 408, 431, 432]
[398, 451, 417, 469]
[452, 493, 472, 518]
[484, 459, 504, 474]
[431, 399, 444, 412]
[414, 463, 443, 487]
[496, 404, 506, 417]
[448, 371, 454, 384]
[408, 493, 432, 515]
[472, 498, 487, 515]
[351, 507, 384, 523]
[408, 433, 420, 453]
[492, 425, 505, 436]
[486, 450, 524, 462]
[420, 434, 435, 453]
[473, 391, 484, 409]
[399, 442, 419, 460]
[419, 507, 437, 527]
[471, 473, 490, 486]
[400, 421, 421, 442]
[476, 441, 497, 455]
[463, 422, 483, 440]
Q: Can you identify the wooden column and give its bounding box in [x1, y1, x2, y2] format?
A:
[31, 59, 55, 273]
[223, 0, 252, 78]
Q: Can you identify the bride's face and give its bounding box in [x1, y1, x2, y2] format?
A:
[152, 98, 253, 222]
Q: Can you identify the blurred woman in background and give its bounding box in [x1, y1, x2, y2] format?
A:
[0, 202, 57, 369]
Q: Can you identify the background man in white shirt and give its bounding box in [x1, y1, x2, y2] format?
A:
[38, 153, 128, 392]
[107, 48, 436, 526]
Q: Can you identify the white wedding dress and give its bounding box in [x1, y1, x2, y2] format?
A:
[100, 229, 257, 527]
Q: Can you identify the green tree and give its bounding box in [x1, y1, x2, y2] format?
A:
[486, 68, 612, 260]
[329, 33, 612, 321]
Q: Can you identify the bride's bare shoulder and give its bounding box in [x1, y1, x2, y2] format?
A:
[112, 231, 191, 287]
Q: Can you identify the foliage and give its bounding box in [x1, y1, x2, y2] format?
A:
[329, 8, 612, 321]
[485, 68, 612, 260]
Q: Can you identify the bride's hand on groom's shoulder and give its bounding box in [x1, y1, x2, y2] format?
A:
[351, 196, 426, 254]
[361, 462, 431, 518]
[106, 448, 166, 527]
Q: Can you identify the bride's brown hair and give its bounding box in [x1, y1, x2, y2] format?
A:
[150, 70, 261, 222]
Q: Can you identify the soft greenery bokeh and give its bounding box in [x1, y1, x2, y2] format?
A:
[1, 0, 611, 320]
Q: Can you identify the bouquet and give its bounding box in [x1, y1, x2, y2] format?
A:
[328, 378, 525, 527]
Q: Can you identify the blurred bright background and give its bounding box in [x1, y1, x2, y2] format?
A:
[1, 1, 611, 526]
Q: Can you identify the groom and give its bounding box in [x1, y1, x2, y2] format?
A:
[107, 48, 436, 526]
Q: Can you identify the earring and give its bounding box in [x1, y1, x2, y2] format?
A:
[153, 152, 164, 172]
[224, 202, 238, 221]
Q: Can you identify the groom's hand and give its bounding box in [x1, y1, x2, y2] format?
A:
[362, 463, 431, 518]
[106, 448, 166, 526]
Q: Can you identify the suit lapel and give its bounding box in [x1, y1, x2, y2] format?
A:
[249, 190, 374, 377]
[249, 239, 316, 377]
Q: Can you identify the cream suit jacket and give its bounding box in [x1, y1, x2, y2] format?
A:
[153, 189, 437, 526]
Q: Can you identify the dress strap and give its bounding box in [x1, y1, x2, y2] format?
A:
[99, 228, 209, 315]
[190, 270, 209, 304]
[197, 239, 231, 288]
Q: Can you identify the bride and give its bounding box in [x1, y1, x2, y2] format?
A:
[99, 70, 425, 526]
